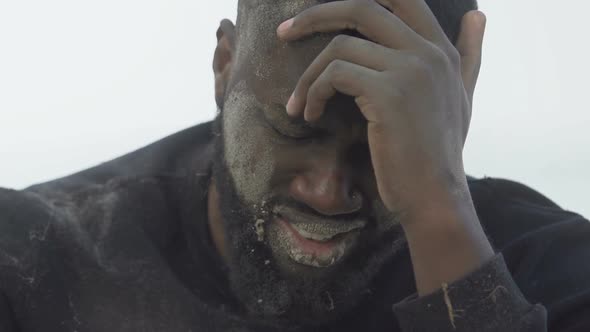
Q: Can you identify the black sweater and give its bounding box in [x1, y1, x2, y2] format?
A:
[1, 122, 589, 331]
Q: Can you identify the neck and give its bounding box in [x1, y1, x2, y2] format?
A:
[208, 179, 231, 264]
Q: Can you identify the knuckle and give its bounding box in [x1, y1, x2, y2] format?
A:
[329, 34, 350, 55]
[426, 44, 453, 69]
[326, 59, 345, 75]
[307, 82, 319, 100]
[407, 54, 433, 84]
[326, 60, 348, 84]
[295, 11, 318, 34]
[307, 77, 323, 100]
[308, 79, 330, 103]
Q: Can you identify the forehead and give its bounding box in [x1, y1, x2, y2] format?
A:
[234, 0, 337, 105]
[237, 0, 317, 28]
[232, 1, 366, 134]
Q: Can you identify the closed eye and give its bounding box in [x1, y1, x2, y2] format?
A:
[271, 125, 316, 141]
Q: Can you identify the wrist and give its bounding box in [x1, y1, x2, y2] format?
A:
[398, 184, 495, 295]
[399, 177, 471, 228]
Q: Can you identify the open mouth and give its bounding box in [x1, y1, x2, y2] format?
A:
[272, 206, 367, 268]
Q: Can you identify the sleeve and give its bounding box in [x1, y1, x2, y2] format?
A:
[392, 177, 590, 332]
[392, 254, 547, 332]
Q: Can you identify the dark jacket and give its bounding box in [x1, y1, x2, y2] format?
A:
[1, 122, 589, 331]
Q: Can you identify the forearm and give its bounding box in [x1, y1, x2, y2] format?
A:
[395, 182, 547, 331]
[402, 187, 494, 296]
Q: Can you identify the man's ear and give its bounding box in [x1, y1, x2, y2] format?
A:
[213, 19, 236, 110]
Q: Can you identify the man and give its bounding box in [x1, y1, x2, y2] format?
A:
[1, 0, 589, 331]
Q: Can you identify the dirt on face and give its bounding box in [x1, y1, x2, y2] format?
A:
[214, 1, 408, 324]
[222, 1, 342, 212]
[234, 0, 335, 99]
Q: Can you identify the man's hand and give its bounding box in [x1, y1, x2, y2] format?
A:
[278, 0, 493, 295]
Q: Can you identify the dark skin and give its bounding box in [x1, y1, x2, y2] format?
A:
[211, 0, 490, 303]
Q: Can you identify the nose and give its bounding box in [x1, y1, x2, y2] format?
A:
[289, 163, 363, 216]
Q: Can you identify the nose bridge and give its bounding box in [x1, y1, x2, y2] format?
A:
[290, 151, 362, 216]
[312, 159, 346, 196]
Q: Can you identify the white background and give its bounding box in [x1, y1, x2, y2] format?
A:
[0, 0, 588, 217]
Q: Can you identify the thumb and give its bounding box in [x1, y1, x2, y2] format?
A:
[456, 10, 487, 103]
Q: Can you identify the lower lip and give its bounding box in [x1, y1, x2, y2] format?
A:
[276, 217, 359, 268]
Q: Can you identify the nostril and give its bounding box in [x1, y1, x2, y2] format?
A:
[289, 169, 363, 217]
[311, 189, 364, 217]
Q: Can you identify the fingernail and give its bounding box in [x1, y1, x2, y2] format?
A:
[286, 94, 295, 116]
[277, 18, 294, 36]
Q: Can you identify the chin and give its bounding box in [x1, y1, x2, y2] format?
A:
[223, 211, 404, 327]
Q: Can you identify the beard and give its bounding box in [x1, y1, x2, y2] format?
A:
[211, 116, 406, 327]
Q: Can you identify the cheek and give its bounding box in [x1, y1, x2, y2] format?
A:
[223, 84, 279, 205]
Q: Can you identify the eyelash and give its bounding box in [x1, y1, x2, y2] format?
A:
[274, 127, 311, 141]
[260, 112, 319, 142]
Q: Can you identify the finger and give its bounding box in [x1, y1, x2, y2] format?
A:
[303, 60, 381, 122]
[456, 10, 486, 103]
[375, 0, 449, 45]
[277, 0, 426, 50]
[287, 35, 394, 117]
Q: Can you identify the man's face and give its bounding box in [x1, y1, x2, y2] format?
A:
[213, 0, 405, 325]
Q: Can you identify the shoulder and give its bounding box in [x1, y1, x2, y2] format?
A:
[0, 187, 65, 302]
[469, 177, 590, 327]
[0, 174, 191, 272]
[0, 188, 57, 269]
[468, 177, 583, 247]
[0, 177, 201, 326]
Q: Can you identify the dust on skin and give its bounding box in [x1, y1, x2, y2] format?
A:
[235, 0, 316, 63]
[235, 0, 335, 90]
[222, 80, 276, 207]
[255, 219, 266, 241]
[221, 81, 276, 250]
[231, 0, 407, 263]
[226, 1, 348, 242]
[208, 0, 434, 324]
